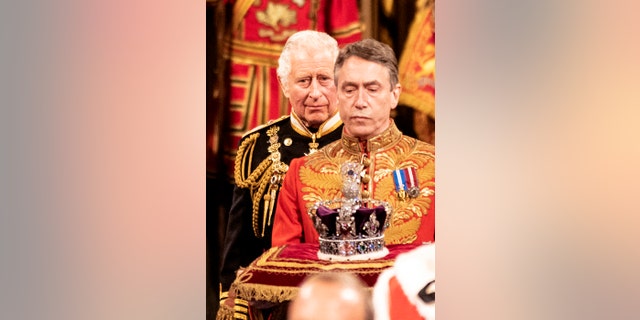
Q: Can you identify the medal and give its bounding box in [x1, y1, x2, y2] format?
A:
[308, 141, 319, 154]
[393, 167, 420, 200]
[307, 133, 319, 155]
[405, 167, 420, 198]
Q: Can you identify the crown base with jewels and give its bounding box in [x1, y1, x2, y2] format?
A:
[309, 198, 392, 261]
[317, 234, 389, 261]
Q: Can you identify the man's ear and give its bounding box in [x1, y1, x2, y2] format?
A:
[279, 77, 290, 98]
[390, 83, 402, 109]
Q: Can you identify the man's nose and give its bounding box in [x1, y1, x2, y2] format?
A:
[309, 79, 321, 99]
[355, 89, 367, 109]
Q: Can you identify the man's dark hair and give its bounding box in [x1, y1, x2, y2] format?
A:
[334, 38, 399, 89]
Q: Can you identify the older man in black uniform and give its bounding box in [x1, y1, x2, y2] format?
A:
[217, 30, 344, 319]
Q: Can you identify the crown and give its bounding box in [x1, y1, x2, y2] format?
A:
[308, 161, 393, 261]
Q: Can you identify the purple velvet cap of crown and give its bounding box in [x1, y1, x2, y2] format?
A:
[353, 205, 387, 236]
[315, 204, 388, 237]
[316, 205, 338, 236]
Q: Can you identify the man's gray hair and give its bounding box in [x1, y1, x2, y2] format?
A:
[277, 30, 339, 87]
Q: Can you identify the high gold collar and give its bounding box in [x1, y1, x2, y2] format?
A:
[290, 111, 342, 139]
[341, 120, 403, 153]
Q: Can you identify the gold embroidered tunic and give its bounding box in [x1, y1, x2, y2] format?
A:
[272, 121, 435, 247]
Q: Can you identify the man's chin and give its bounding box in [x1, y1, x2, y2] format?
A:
[304, 115, 330, 127]
[345, 127, 374, 140]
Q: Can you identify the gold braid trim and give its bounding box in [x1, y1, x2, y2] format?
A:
[235, 283, 298, 304]
[233, 128, 285, 238]
[234, 133, 272, 188]
[251, 169, 272, 236]
[233, 132, 272, 235]
[216, 303, 235, 320]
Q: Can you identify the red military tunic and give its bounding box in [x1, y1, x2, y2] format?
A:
[272, 121, 435, 247]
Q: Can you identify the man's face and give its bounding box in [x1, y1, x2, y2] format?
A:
[281, 49, 338, 129]
[336, 56, 400, 140]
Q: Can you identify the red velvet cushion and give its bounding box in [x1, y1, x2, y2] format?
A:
[232, 243, 420, 303]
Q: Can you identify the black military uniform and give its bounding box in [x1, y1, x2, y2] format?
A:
[218, 113, 343, 318]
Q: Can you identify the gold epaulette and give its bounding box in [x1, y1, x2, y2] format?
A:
[240, 115, 290, 139]
[234, 132, 269, 188]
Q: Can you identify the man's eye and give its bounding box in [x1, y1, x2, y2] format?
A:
[298, 79, 310, 86]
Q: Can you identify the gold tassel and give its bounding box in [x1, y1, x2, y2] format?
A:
[234, 282, 299, 304]
[261, 193, 271, 238]
[266, 187, 277, 227]
[216, 303, 235, 320]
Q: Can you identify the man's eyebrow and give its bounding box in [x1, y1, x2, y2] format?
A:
[341, 80, 382, 88]
[364, 80, 382, 87]
[341, 81, 358, 88]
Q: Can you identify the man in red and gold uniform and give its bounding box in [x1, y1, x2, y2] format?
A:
[272, 39, 435, 248]
[221, 0, 362, 179]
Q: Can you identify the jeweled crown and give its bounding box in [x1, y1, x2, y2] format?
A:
[309, 162, 393, 261]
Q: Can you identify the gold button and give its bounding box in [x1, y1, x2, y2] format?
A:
[361, 175, 370, 184]
[284, 138, 293, 146]
[361, 190, 370, 199]
[362, 157, 371, 167]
